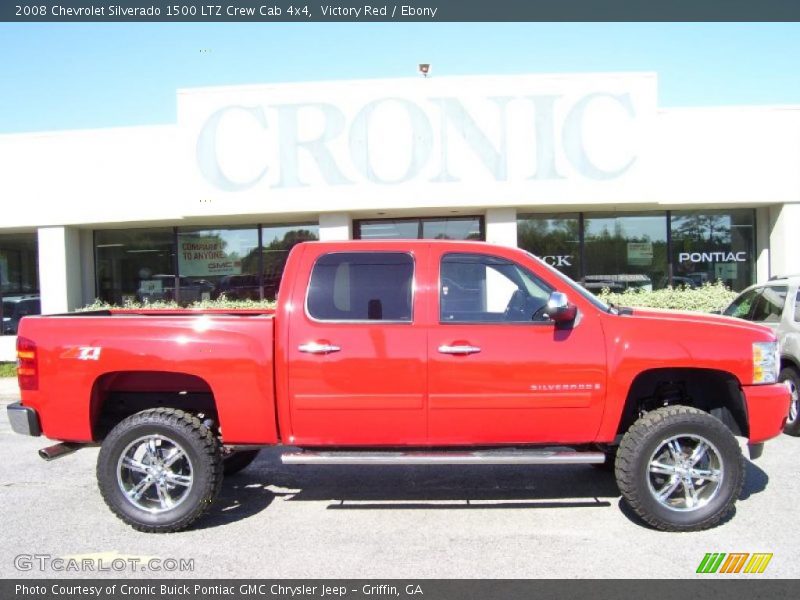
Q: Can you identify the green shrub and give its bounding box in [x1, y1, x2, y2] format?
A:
[597, 281, 737, 313]
[79, 296, 277, 312]
[0, 362, 16, 378]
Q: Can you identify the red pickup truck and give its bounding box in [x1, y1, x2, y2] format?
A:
[7, 241, 790, 533]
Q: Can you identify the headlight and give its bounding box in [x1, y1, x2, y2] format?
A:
[753, 341, 780, 384]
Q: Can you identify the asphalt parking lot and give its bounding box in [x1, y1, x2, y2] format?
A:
[1, 377, 798, 579]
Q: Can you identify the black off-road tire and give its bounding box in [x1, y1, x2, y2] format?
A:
[779, 367, 800, 436]
[223, 449, 261, 476]
[97, 408, 223, 533]
[615, 406, 745, 532]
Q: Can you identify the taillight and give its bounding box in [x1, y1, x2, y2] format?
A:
[17, 336, 38, 391]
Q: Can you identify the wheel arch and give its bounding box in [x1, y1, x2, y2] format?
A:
[90, 371, 218, 440]
[780, 354, 799, 373]
[616, 367, 749, 440]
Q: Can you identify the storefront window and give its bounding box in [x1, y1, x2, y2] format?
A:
[95, 228, 175, 305]
[670, 209, 755, 291]
[261, 224, 319, 300]
[517, 213, 581, 280]
[0, 233, 39, 335]
[177, 227, 259, 302]
[583, 213, 668, 292]
[355, 217, 483, 240]
[96, 223, 319, 306]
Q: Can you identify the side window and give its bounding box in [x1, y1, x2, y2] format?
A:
[307, 252, 413, 321]
[440, 253, 552, 323]
[749, 285, 788, 323]
[723, 288, 759, 320]
[795, 290, 800, 322]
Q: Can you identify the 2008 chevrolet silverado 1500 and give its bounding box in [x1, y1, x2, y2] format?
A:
[7, 241, 791, 532]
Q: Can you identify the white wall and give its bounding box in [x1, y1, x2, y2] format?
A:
[0, 336, 15, 363]
[0, 125, 182, 228]
[38, 226, 82, 313]
[769, 203, 800, 278]
[652, 107, 800, 207]
[1, 75, 798, 233]
[318, 213, 352, 240]
[485, 208, 518, 247]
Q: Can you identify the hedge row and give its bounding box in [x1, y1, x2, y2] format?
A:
[79, 297, 278, 311]
[597, 281, 738, 313]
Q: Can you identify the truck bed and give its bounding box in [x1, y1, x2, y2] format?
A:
[17, 311, 278, 444]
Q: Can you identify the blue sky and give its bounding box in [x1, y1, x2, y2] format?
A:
[1, 22, 799, 133]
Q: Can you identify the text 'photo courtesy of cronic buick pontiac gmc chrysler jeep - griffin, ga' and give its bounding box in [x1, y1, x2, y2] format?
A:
[6, 241, 791, 533]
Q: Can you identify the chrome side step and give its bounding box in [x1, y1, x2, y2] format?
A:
[281, 449, 605, 465]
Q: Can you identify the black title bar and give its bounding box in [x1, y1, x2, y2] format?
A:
[3, 1, 800, 22]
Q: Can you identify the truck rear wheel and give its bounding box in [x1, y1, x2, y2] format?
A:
[615, 405, 744, 532]
[97, 408, 222, 533]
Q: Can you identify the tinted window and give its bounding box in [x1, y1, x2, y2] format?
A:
[440, 253, 552, 323]
[177, 226, 259, 303]
[355, 217, 483, 240]
[15, 300, 40, 317]
[671, 209, 755, 292]
[723, 288, 760, 319]
[95, 227, 175, 305]
[750, 286, 788, 323]
[307, 253, 413, 321]
[795, 290, 800, 323]
[584, 213, 667, 292]
[517, 213, 581, 280]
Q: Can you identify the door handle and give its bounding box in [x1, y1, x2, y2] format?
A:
[438, 344, 481, 355]
[298, 342, 341, 354]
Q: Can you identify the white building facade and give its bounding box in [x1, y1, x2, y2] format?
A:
[1, 72, 799, 359]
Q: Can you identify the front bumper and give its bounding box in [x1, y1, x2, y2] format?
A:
[7, 402, 41, 437]
[744, 383, 791, 443]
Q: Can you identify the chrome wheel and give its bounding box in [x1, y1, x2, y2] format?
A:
[786, 378, 799, 424]
[646, 434, 723, 512]
[116, 434, 193, 514]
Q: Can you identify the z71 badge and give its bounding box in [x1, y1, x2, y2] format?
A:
[61, 346, 102, 361]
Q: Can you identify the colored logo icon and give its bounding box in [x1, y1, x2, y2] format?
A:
[697, 553, 773, 574]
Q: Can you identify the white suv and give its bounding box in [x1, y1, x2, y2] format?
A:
[723, 277, 800, 435]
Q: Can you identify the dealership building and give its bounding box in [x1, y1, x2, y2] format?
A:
[1, 72, 799, 359]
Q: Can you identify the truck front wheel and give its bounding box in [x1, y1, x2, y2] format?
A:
[97, 408, 223, 533]
[615, 406, 744, 532]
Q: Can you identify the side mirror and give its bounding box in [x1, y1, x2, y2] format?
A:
[545, 291, 577, 324]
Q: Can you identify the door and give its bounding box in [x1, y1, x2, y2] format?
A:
[287, 250, 428, 445]
[428, 250, 607, 444]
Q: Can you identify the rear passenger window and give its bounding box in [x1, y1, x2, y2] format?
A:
[750, 286, 788, 323]
[307, 252, 414, 321]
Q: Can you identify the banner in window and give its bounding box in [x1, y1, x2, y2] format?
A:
[178, 236, 242, 277]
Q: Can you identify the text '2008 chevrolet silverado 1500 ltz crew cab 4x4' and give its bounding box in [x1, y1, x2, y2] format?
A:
[7, 241, 791, 532]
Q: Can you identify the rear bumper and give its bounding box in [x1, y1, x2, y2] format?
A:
[6, 402, 41, 437]
[744, 383, 791, 443]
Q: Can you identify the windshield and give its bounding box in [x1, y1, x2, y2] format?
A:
[522, 251, 614, 313]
